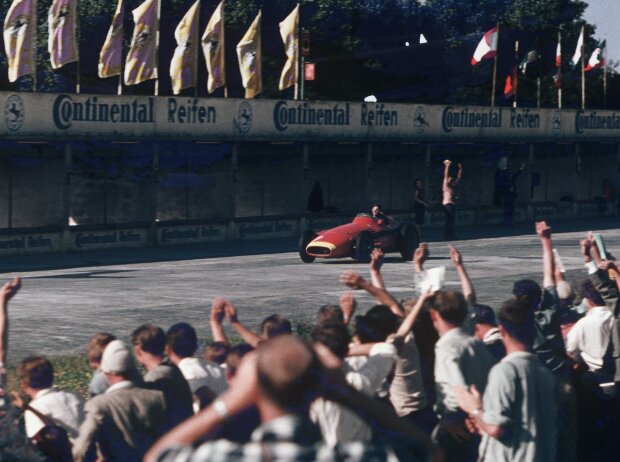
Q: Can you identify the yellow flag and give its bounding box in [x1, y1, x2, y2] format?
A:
[98, 0, 124, 78]
[124, 0, 159, 86]
[278, 4, 298, 91]
[3, 0, 36, 82]
[201, 1, 225, 94]
[170, 0, 199, 94]
[236, 11, 261, 99]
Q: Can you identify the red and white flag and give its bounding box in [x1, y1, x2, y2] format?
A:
[471, 27, 497, 65]
[585, 40, 606, 71]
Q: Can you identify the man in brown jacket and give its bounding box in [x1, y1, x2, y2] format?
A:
[73, 339, 168, 462]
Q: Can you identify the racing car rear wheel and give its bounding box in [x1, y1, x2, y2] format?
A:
[355, 231, 374, 262]
[399, 225, 420, 261]
[299, 230, 317, 263]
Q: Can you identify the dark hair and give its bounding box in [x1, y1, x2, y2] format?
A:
[204, 341, 230, 365]
[499, 299, 535, 345]
[131, 324, 166, 356]
[576, 279, 605, 307]
[257, 337, 319, 411]
[225, 343, 254, 378]
[354, 304, 399, 343]
[166, 322, 198, 358]
[513, 279, 541, 309]
[428, 291, 468, 326]
[473, 304, 497, 326]
[312, 323, 351, 359]
[260, 314, 292, 339]
[317, 304, 344, 325]
[17, 356, 54, 389]
[87, 333, 116, 363]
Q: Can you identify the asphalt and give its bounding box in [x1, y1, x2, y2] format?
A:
[1, 216, 619, 364]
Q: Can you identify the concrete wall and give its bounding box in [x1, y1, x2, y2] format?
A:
[0, 139, 617, 256]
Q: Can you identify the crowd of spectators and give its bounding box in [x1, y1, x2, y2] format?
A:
[0, 221, 619, 461]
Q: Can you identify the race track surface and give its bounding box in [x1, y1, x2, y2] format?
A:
[2, 218, 618, 362]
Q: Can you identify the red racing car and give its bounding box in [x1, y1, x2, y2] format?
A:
[299, 213, 420, 263]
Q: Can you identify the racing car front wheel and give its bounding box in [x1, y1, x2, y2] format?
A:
[355, 231, 374, 262]
[299, 230, 317, 263]
[399, 224, 420, 261]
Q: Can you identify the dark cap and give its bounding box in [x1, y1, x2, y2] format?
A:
[473, 304, 497, 326]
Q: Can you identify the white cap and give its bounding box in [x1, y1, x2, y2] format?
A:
[100, 340, 135, 374]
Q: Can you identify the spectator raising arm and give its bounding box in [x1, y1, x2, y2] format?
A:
[0, 277, 21, 372]
[449, 245, 476, 307]
[225, 302, 263, 348]
[340, 271, 404, 318]
[339, 292, 356, 327]
[536, 221, 556, 288]
[210, 298, 229, 346]
[369, 248, 386, 290]
[396, 288, 434, 338]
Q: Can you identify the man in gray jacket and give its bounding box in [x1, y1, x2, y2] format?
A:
[73, 339, 168, 462]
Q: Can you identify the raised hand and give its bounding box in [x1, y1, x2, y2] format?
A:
[211, 297, 226, 324]
[448, 244, 463, 266]
[370, 248, 384, 272]
[339, 271, 365, 290]
[535, 221, 552, 239]
[413, 243, 429, 270]
[0, 277, 21, 306]
[224, 301, 239, 323]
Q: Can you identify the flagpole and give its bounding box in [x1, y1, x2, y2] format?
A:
[536, 78, 541, 108]
[580, 25, 585, 109]
[193, 0, 200, 97]
[604, 44, 608, 108]
[558, 30, 562, 109]
[294, 2, 300, 100]
[32, 0, 38, 91]
[75, 0, 81, 94]
[222, 0, 228, 98]
[491, 23, 500, 107]
[513, 40, 518, 108]
[154, 0, 161, 96]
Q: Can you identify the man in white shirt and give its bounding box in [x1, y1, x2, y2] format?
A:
[13, 356, 84, 442]
[166, 322, 227, 411]
[566, 279, 613, 375]
[310, 321, 397, 446]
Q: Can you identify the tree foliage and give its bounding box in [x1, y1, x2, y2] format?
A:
[0, 0, 614, 108]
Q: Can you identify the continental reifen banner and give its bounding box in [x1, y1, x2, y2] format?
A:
[2, 91, 620, 142]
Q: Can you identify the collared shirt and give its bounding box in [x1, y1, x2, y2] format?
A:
[482, 351, 557, 462]
[88, 367, 109, 396]
[178, 357, 227, 395]
[566, 305, 613, 372]
[434, 327, 496, 417]
[25, 387, 84, 441]
[388, 333, 428, 417]
[532, 287, 570, 378]
[310, 342, 397, 447]
[155, 415, 407, 462]
[106, 380, 133, 393]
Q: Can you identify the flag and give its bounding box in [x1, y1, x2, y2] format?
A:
[278, 4, 298, 91]
[471, 27, 497, 65]
[504, 67, 517, 99]
[419, 33, 427, 44]
[125, 0, 159, 86]
[553, 33, 562, 88]
[48, 0, 78, 69]
[585, 40, 606, 71]
[571, 28, 583, 67]
[519, 49, 539, 75]
[236, 11, 262, 98]
[99, 0, 124, 78]
[3, 0, 36, 82]
[202, 1, 226, 93]
[170, 0, 199, 94]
